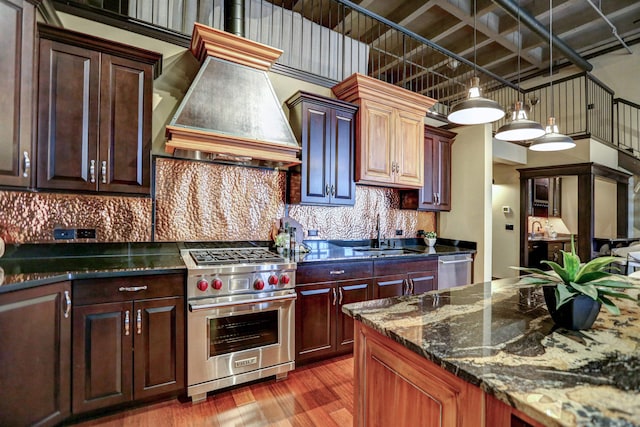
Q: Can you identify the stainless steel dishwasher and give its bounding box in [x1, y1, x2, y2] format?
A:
[437, 254, 473, 289]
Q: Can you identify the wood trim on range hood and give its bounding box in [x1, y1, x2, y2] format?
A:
[165, 23, 301, 169]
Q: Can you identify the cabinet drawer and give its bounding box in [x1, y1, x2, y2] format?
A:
[297, 261, 373, 284]
[374, 258, 437, 276]
[73, 273, 184, 305]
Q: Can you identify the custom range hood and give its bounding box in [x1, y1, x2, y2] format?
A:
[165, 23, 301, 168]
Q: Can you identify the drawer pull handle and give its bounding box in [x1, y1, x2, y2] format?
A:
[119, 286, 148, 292]
[22, 151, 31, 178]
[101, 161, 107, 184]
[63, 290, 71, 319]
[330, 270, 345, 275]
[136, 309, 142, 334]
[338, 288, 343, 305]
[124, 310, 130, 336]
[332, 288, 337, 306]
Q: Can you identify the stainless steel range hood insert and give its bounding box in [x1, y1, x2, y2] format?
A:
[165, 23, 301, 168]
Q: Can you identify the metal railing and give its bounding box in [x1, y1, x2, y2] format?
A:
[60, 0, 635, 155]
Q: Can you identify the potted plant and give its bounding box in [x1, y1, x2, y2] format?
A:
[424, 231, 437, 247]
[513, 237, 638, 330]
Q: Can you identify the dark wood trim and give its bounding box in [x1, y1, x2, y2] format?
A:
[271, 63, 338, 88]
[36, 0, 62, 26]
[617, 182, 628, 238]
[38, 19, 164, 78]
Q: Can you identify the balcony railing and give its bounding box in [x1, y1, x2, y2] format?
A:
[57, 0, 637, 158]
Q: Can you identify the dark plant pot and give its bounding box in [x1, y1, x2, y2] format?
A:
[542, 286, 602, 330]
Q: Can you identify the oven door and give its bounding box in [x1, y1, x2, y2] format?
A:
[187, 289, 296, 388]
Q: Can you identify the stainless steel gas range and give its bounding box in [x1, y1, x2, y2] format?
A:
[180, 242, 297, 403]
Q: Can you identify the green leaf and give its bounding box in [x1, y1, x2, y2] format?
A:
[591, 279, 636, 289]
[576, 271, 616, 283]
[510, 266, 556, 277]
[574, 256, 620, 282]
[570, 281, 599, 300]
[516, 276, 555, 286]
[562, 251, 580, 279]
[541, 260, 571, 283]
[596, 289, 637, 301]
[556, 283, 578, 308]
[599, 295, 620, 315]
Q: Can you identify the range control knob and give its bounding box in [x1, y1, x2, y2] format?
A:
[196, 279, 209, 292]
[254, 278, 265, 290]
[268, 275, 279, 285]
[280, 274, 291, 285]
[212, 278, 223, 290]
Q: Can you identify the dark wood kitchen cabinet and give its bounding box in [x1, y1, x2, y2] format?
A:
[0, 0, 37, 187]
[373, 258, 438, 298]
[72, 273, 184, 414]
[401, 126, 456, 212]
[295, 261, 373, 363]
[36, 24, 161, 195]
[0, 281, 71, 427]
[286, 91, 358, 206]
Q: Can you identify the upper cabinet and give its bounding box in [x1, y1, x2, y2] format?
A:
[401, 125, 456, 212]
[286, 91, 358, 206]
[36, 24, 162, 195]
[332, 73, 436, 189]
[528, 177, 561, 217]
[0, 0, 37, 188]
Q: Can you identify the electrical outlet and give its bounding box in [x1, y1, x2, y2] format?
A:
[395, 229, 403, 236]
[505, 224, 514, 231]
[76, 228, 97, 239]
[53, 228, 75, 240]
[307, 229, 318, 237]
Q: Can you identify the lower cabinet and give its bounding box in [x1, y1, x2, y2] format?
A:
[373, 258, 438, 298]
[72, 273, 185, 414]
[295, 261, 373, 363]
[0, 281, 71, 427]
[354, 321, 543, 427]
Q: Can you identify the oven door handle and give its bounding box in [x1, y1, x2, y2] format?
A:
[189, 293, 297, 311]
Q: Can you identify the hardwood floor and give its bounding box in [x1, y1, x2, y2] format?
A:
[71, 355, 354, 427]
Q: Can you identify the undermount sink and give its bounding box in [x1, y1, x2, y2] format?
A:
[353, 247, 421, 256]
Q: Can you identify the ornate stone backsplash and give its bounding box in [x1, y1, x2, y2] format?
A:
[0, 158, 435, 244]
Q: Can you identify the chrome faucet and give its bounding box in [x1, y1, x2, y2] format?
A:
[373, 214, 380, 248]
[531, 220, 543, 237]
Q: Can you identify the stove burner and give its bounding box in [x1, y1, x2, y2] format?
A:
[189, 248, 284, 266]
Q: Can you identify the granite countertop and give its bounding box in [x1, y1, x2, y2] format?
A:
[0, 242, 185, 294]
[294, 238, 475, 263]
[342, 279, 640, 427]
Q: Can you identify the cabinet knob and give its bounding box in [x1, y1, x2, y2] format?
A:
[325, 184, 330, 196]
[330, 184, 335, 196]
[22, 151, 30, 178]
[90, 160, 96, 183]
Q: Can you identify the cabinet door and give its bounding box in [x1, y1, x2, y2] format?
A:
[37, 39, 100, 191]
[133, 297, 185, 399]
[395, 109, 424, 188]
[73, 301, 133, 413]
[409, 270, 437, 295]
[336, 280, 372, 351]
[98, 54, 152, 194]
[330, 107, 356, 205]
[373, 274, 407, 299]
[420, 130, 453, 211]
[435, 136, 452, 210]
[357, 99, 394, 185]
[0, 0, 35, 187]
[300, 102, 331, 204]
[295, 283, 336, 362]
[0, 281, 71, 427]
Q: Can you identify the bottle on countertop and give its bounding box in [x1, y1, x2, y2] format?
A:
[289, 227, 297, 254]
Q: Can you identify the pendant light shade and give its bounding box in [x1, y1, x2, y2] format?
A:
[447, 77, 506, 125]
[529, 117, 576, 151]
[495, 101, 545, 141]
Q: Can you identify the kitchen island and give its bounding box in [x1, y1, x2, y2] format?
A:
[343, 278, 640, 427]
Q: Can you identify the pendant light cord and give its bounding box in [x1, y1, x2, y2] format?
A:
[517, 0, 521, 105]
[549, 0, 554, 118]
[473, 0, 477, 76]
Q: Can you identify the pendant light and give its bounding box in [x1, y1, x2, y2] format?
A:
[529, 0, 575, 151]
[495, 1, 545, 141]
[447, 0, 505, 125]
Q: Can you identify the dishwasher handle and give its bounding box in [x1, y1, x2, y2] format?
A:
[439, 257, 473, 265]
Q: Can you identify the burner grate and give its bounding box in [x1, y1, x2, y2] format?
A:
[189, 248, 284, 266]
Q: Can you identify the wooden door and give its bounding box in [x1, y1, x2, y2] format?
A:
[295, 283, 337, 362]
[0, 0, 35, 187]
[98, 54, 152, 194]
[419, 128, 454, 211]
[72, 301, 133, 413]
[0, 281, 71, 427]
[419, 132, 437, 209]
[357, 99, 394, 185]
[394, 109, 424, 188]
[434, 136, 452, 210]
[300, 101, 331, 204]
[37, 39, 100, 191]
[133, 297, 185, 399]
[409, 270, 437, 295]
[373, 274, 406, 299]
[336, 280, 372, 351]
[330, 106, 356, 205]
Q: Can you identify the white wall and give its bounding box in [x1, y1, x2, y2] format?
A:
[594, 177, 618, 238]
[440, 124, 493, 282]
[492, 164, 520, 278]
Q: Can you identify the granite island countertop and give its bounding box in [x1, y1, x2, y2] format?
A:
[342, 278, 640, 427]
